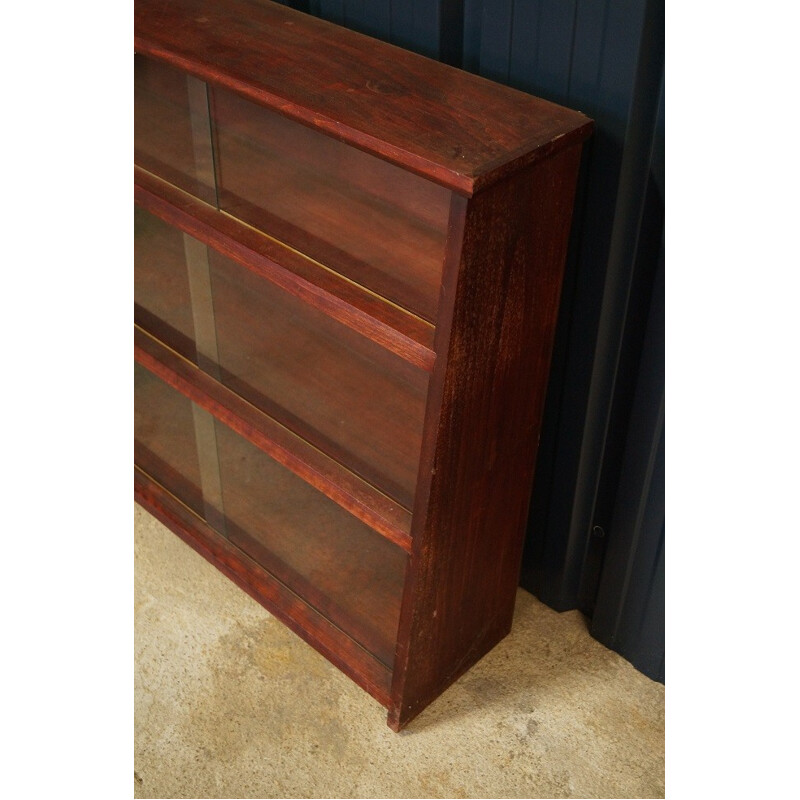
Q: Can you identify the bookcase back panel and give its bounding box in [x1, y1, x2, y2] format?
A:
[135, 361, 408, 668]
[208, 248, 428, 509]
[134, 204, 428, 509]
[210, 87, 451, 323]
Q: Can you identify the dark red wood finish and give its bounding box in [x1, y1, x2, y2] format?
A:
[135, 53, 216, 205]
[389, 147, 584, 729]
[134, 208, 198, 362]
[134, 202, 430, 509]
[210, 85, 451, 322]
[135, 167, 436, 370]
[135, 327, 413, 551]
[134, 0, 592, 195]
[134, 362, 204, 517]
[134, 0, 593, 731]
[135, 356, 408, 667]
[207, 247, 428, 510]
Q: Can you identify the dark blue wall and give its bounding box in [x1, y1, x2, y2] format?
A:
[277, 0, 665, 683]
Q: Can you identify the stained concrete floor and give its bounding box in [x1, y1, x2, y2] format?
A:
[134, 504, 664, 799]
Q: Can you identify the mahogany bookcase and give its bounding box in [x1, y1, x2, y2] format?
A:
[134, 0, 593, 730]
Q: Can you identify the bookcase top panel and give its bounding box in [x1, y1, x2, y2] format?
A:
[134, 0, 593, 195]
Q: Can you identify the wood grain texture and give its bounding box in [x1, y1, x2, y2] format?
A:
[211, 85, 451, 322]
[133, 0, 594, 731]
[135, 198, 429, 508]
[134, 206, 198, 363]
[134, 0, 593, 194]
[135, 355, 408, 667]
[207, 247, 429, 510]
[135, 468, 394, 705]
[135, 167, 436, 370]
[135, 326, 413, 551]
[388, 145, 584, 730]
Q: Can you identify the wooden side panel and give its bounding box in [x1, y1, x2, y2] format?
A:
[389, 144, 584, 729]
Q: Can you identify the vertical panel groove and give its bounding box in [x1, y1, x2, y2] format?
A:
[565, 1, 579, 99]
[566, 0, 664, 594]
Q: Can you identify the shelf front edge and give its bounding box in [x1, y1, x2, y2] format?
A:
[135, 327, 414, 553]
[135, 167, 437, 372]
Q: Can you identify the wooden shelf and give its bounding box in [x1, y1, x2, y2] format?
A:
[207, 247, 428, 509]
[135, 199, 429, 509]
[134, 206, 197, 362]
[134, 53, 216, 206]
[135, 166, 436, 370]
[134, 0, 593, 730]
[134, 363, 204, 518]
[135, 327, 413, 550]
[135, 363, 409, 669]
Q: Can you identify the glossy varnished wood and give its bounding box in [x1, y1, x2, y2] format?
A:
[135, 326, 413, 551]
[389, 147, 584, 729]
[135, 167, 436, 370]
[134, 0, 592, 195]
[133, 0, 593, 732]
[211, 86, 451, 321]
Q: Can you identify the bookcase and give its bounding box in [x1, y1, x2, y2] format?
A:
[134, 0, 593, 730]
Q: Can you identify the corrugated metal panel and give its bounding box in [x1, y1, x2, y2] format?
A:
[590, 242, 664, 681]
[279, 1, 462, 61]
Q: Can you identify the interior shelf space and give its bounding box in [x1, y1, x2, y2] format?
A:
[135, 204, 429, 511]
[135, 166, 437, 370]
[135, 326, 413, 550]
[135, 362, 409, 669]
[135, 52, 451, 324]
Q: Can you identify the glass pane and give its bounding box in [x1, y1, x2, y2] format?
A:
[215, 420, 406, 667]
[135, 54, 216, 205]
[134, 363, 204, 518]
[134, 207, 198, 363]
[209, 249, 428, 509]
[211, 86, 451, 322]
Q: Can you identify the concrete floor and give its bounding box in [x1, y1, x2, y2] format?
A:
[134, 504, 664, 799]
